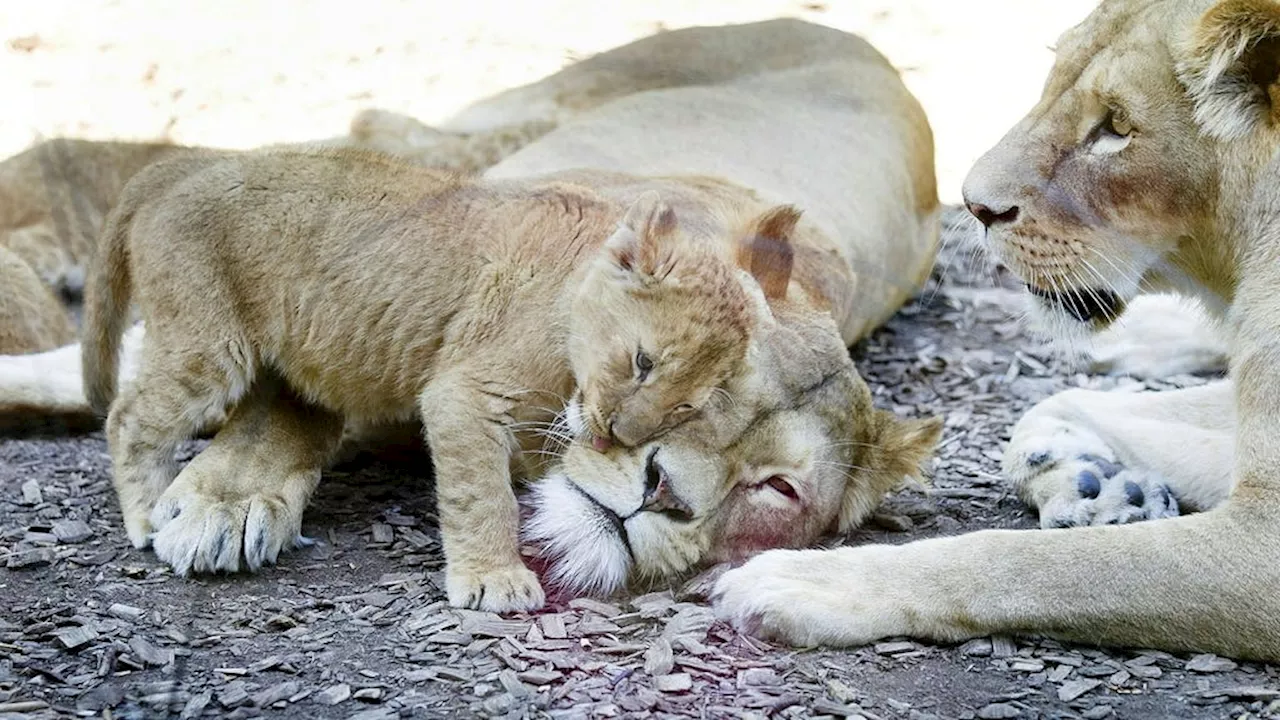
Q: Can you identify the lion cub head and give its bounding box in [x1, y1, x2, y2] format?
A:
[528, 293, 942, 597]
[567, 192, 799, 450]
[962, 0, 1280, 336]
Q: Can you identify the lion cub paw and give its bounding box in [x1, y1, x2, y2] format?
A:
[1005, 420, 1179, 528]
[446, 563, 545, 613]
[149, 472, 313, 576]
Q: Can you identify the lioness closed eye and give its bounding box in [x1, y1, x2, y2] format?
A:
[83, 146, 798, 612]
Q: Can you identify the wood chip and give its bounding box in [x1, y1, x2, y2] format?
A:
[539, 613, 567, 639]
[517, 669, 563, 685]
[108, 603, 144, 622]
[739, 668, 782, 687]
[251, 681, 300, 707]
[874, 641, 917, 655]
[53, 624, 98, 649]
[653, 673, 693, 693]
[1127, 664, 1163, 679]
[371, 523, 394, 544]
[426, 631, 472, 645]
[990, 635, 1017, 658]
[568, 598, 623, 617]
[644, 637, 674, 676]
[497, 669, 530, 698]
[6, 547, 55, 569]
[1047, 665, 1073, 683]
[315, 683, 351, 705]
[129, 636, 174, 666]
[457, 611, 528, 638]
[218, 684, 250, 709]
[20, 480, 43, 505]
[52, 519, 92, 543]
[1057, 679, 1103, 702]
[1185, 653, 1238, 673]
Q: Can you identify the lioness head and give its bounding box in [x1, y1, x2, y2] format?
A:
[568, 192, 798, 450]
[529, 298, 941, 596]
[962, 0, 1280, 333]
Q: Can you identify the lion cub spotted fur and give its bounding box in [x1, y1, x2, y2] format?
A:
[83, 146, 797, 611]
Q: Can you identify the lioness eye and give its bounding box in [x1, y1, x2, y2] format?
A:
[1101, 108, 1133, 138]
[634, 349, 654, 381]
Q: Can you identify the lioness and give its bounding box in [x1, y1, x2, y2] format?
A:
[714, 0, 1280, 661]
[4, 19, 942, 605]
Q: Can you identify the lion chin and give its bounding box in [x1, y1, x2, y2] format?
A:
[521, 473, 635, 600]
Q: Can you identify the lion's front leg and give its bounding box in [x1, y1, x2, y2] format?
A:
[714, 504, 1280, 658]
[420, 372, 544, 613]
[150, 376, 343, 575]
[1004, 382, 1235, 527]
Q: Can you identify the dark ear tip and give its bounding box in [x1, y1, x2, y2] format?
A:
[757, 205, 803, 242]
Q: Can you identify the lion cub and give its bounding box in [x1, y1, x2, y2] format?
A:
[83, 147, 797, 612]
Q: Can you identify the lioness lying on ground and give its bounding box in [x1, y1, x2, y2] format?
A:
[715, 0, 1280, 661]
[3, 20, 942, 607]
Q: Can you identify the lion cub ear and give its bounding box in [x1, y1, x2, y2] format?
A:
[1180, 0, 1280, 139]
[739, 205, 800, 300]
[835, 412, 942, 533]
[604, 191, 678, 278]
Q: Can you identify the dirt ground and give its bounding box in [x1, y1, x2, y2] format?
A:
[3, 2, 1280, 719]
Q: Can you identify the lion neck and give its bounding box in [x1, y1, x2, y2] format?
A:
[1163, 133, 1280, 315]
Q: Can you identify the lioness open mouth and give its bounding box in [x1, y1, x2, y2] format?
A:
[1026, 285, 1123, 324]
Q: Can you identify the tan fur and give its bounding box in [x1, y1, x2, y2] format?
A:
[6, 20, 941, 607]
[84, 145, 822, 611]
[715, 0, 1280, 661]
[0, 245, 74, 354]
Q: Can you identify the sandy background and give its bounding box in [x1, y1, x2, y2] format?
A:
[0, 0, 1096, 204]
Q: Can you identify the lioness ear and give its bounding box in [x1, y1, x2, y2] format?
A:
[604, 191, 678, 277]
[1179, 0, 1280, 139]
[835, 412, 942, 533]
[740, 205, 799, 300]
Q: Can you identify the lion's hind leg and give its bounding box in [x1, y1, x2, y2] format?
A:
[1004, 382, 1235, 528]
[105, 335, 252, 547]
[150, 375, 343, 575]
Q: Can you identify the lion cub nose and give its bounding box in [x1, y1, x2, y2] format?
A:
[591, 418, 617, 452]
[965, 200, 1020, 228]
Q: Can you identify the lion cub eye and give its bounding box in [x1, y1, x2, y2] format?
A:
[672, 403, 697, 416]
[634, 349, 654, 381]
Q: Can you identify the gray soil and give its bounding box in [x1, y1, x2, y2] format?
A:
[2, 209, 1277, 720]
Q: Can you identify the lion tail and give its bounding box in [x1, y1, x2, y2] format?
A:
[82, 187, 140, 416]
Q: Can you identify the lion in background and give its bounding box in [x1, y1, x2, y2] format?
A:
[0, 19, 943, 603]
[716, 0, 1280, 662]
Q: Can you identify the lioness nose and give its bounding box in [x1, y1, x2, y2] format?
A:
[965, 200, 1020, 228]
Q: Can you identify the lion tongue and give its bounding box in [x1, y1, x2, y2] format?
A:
[592, 435, 612, 452]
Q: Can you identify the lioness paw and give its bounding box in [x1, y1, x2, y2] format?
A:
[446, 563, 545, 613]
[1005, 419, 1179, 528]
[150, 475, 312, 576]
[1043, 459, 1178, 528]
[712, 547, 903, 648]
